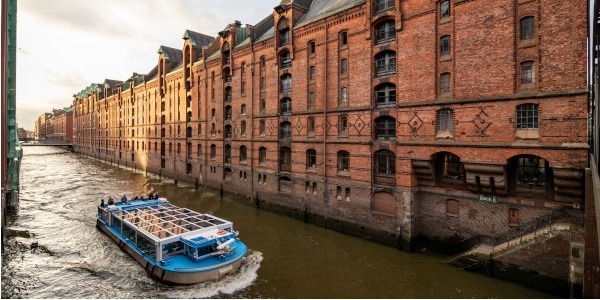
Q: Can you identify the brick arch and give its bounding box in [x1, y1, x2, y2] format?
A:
[372, 192, 397, 215]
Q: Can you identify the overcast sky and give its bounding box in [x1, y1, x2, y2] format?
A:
[16, 0, 276, 130]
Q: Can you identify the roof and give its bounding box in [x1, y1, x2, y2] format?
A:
[182, 30, 215, 48]
[103, 79, 122, 89]
[252, 14, 274, 41]
[145, 64, 159, 81]
[295, 0, 365, 27]
[157, 45, 183, 71]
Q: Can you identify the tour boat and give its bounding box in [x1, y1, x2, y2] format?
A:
[96, 198, 247, 285]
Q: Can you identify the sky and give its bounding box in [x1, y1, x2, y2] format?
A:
[16, 0, 277, 130]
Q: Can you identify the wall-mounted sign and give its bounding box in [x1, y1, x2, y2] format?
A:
[479, 195, 497, 203]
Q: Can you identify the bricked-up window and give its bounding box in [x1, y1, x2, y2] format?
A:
[224, 105, 232, 120]
[339, 115, 348, 135]
[338, 150, 350, 172]
[440, 73, 451, 94]
[340, 59, 348, 76]
[280, 50, 291, 69]
[309, 66, 316, 81]
[261, 99, 266, 113]
[309, 41, 316, 55]
[520, 16, 534, 41]
[259, 147, 267, 165]
[280, 121, 292, 139]
[436, 109, 454, 132]
[280, 97, 292, 115]
[340, 87, 348, 104]
[308, 117, 315, 134]
[375, 116, 396, 140]
[261, 77, 266, 90]
[309, 92, 316, 109]
[516, 103, 539, 129]
[241, 82, 246, 95]
[211, 108, 216, 118]
[375, 51, 396, 76]
[440, 0, 450, 19]
[279, 147, 292, 172]
[280, 74, 292, 92]
[440, 35, 451, 56]
[513, 155, 548, 191]
[374, 150, 396, 180]
[375, 20, 396, 44]
[508, 208, 520, 226]
[260, 56, 266, 69]
[260, 120, 266, 136]
[241, 121, 247, 136]
[306, 149, 317, 169]
[224, 144, 231, 164]
[446, 199, 459, 217]
[374, 0, 394, 14]
[239, 145, 247, 163]
[197, 144, 201, 156]
[241, 104, 246, 115]
[211, 123, 216, 135]
[340, 31, 348, 46]
[375, 83, 396, 107]
[169, 142, 173, 154]
[225, 87, 232, 102]
[224, 125, 232, 139]
[520, 61, 535, 85]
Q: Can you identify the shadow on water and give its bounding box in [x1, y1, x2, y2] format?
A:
[2, 147, 556, 298]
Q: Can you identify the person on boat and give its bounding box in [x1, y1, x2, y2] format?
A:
[154, 193, 160, 199]
[108, 197, 115, 205]
[100, 199, 105, 208]
[147, 193, 153, 200]
[133, 195, 139, 200]
[121, 194, 127, 204]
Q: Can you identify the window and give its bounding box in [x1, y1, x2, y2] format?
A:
[260, 99, 266, 113]
[259, 147, 267, 165]
[374, 0, 394, 13]
[280, 74, 292, 92]
[279, 147, 292, 172]
[186, 126, 192, 138]
[241, 104, 246, 115]
[280, 122, 292, 139]
[375, 116, 396, 140]
[375, 20, 395, 44]
[520, 16, 534, 41]
[308, 117, 315, 134]
[239, 145, 247, 162]
[241, 121, 247, 136]
[340, 31, 348, 46]
[440, 0, 450, 19]
[520, 61, 535, 85]
[260, 56, 266, 69]
[447, 199, 459, 217]
[306, 149, 317, 169]
[261, 77, 266, 90]
[280, 50, 291, 68]
[375, 83, 396, 107]
[241, 82, 246, 94]
[211, 123, 216, 135]
[211, 108, 216, 118]
[308, 92, 316, 109]
[339, 115, 348, 135]
[338, 150, 350, 172]
[309, 66, 315, 81]
[440, 35, 451, 56]
[197, 144, 201, 156]
[224, 105, 232, 120]
[345, 187, 351, 201]
[374, 150, 395, 175]
[279, 28, 290, 47]
[224, 125, 232, 138]
[340, 59, 348, 76]
[437, 152, 464, 181]
[224, 144, 231, 164]
[280, 98, 292, 115]
[169, 142, 173, 154]
[512, 155, 548, 193]
[440, 73, 451, 94]
[224, 87, 232, 102]
[436, 109, 454, 132]
[516, 104, 539, 129]
[260, 120, 266, 136]
[375, 51, 396, 76]
[241, 62, 246, 76]
[340, 87, 348, 104]
[309, 41, 316, 55]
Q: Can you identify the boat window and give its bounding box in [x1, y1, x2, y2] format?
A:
[137, 234, 156, 259]
[162, 241, 184, 258]
[112, 218, 122, 232]
[123, 224, 136, 241]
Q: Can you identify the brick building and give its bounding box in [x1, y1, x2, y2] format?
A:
[46, 108, 73, 142]
[34, 112, 51, 140]
[72, 0, 588, 250]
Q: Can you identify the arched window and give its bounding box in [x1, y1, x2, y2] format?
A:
[186, 163, 192, 174]
[520, 16, 534, 41]
[278, 18, 290, 47]
[280, 73, 292, 92]
[211, 108, 216, 118]
[241, 104, 246, 115]
[340, 31, 348, 46]
[280, 50, 291, 68]
[224, 105, 232, 120]
[224, 86, 232, 102]
[222, 42, 231, 65]
[306, 149, 317, 169]
[259, 147, 267, 165]
[375, 20, 395, 44]
[280, 97, 292, 115]
[374, 116, 396, 140]
[186, 111, 192, 122]
[224, 124, 232, 139]
[211, 123, 216, 135]
[434, 152, 464, 183]
[224, 144, 231, 164]
[241, 120, 247, 136]
[516, 103, 539, 129]
[186, 126, 192, 138]
[436, 109, 454, 133]
[280, 121, 292, 139]
[375, 83, 396, 107]
[239, 145, 247, 162]
[375, 51, 396, 76]
[210, 144, 216, 159]
[309, 41, 316, 55]
[338, 150, 350, 172]
[177, 143, 181, 154]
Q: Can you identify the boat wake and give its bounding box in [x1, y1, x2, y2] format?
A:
[169, 250, 263, 298]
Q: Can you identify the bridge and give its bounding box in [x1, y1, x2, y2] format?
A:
[20, 140, 73, 147]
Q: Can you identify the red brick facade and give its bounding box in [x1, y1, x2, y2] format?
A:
[71, 0, 588, 248]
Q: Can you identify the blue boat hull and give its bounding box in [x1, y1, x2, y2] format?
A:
[96, 219, 246, 285]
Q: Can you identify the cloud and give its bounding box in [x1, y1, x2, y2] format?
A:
[43, 70, 88, 89]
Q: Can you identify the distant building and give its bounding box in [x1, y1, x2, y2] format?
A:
[16, 127, 27, 140]
[34, 112, 51, 140]
[41, 107, 73, 143]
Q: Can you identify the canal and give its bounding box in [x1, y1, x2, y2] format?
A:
[1, 147, 554, 298]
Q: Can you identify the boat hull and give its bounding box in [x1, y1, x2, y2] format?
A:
[96, 219, 244, 285]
